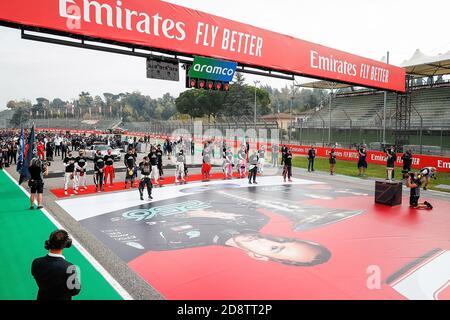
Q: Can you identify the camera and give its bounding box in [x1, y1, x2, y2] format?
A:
[407, 172, 422, 186]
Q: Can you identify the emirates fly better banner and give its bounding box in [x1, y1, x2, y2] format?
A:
[0, 0, 405, 92]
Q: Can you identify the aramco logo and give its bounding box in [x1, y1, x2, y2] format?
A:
[188, 56, 237, 82]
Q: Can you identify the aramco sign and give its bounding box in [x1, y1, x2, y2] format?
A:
[188, 56, 237, 83]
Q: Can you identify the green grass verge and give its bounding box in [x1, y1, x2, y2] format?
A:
[0, 170, 123, 300]
[291, 156, 450, 193]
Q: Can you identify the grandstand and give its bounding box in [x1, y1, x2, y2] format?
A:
[304, 83, 450, 129]
[296, 50, 450, 153]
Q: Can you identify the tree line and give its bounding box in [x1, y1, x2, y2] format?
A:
[6, 73, 327, 126]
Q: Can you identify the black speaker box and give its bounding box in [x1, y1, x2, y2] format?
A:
[375, 180, 402, 206]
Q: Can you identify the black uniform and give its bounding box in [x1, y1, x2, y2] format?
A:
[29, 160, 46, 194]
[124, 153, 136, 182]
[94, 154, 105, 190]
[308, 148, 316, 172]
[104, 154, 114, 166]
[358, 148, 368, 168]
[409, 178, 421, 207]
[31, 255, 81, 300]
[138, 161, 153, 199]
[63, 156, 76, 173]
[155, 149, 164, 177]
[75, 156, 87, 172]
[283, 152, 293, 180]
[148, 152, 158, 166]
[402, 151, 413, 173]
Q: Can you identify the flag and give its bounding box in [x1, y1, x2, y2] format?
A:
[16, 127, 25, 172]
[19, 125, 36, 185]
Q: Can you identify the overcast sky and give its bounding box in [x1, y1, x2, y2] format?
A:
[1, 0, 449, 110]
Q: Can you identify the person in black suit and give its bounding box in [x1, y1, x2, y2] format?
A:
[308, 145, 316, 172]
[31, 230, 81, 300]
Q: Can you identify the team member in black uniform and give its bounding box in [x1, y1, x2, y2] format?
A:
[148, 146, 159, 185]
[124, 149, 136, 189]
[283, 148, 293, 182]
[156, 145, 164, 180]
[406, 172, 433, 209]
[357, 144, 368, 176]
[138, 156, 153, 201]
[63, 152, 77, 196]
[329, 148, 337, 175]
[75, 150, 88, 191]
[28, 157, 48, 209]
[94, 150, 105, 192]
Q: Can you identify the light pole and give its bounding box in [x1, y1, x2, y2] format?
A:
[289, 82, 299, 143]
[253, 80, 260, 133]
[383, 51, 390, 146]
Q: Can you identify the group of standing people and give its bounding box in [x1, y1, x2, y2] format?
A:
[0, 138, 18, 168]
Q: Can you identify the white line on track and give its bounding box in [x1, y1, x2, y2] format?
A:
[2, 170, 133, 300]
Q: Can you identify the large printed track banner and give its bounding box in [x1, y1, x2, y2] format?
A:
[0, 0, 405, 92]
[55, 176, 450, 299]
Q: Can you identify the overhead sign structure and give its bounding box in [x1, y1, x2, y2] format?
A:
[146, 57, 179, 81]
[0, 0, 406, 92]
[188, 56, 237, 83]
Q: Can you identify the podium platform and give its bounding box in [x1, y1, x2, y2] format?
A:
[375, 180, 402, 206]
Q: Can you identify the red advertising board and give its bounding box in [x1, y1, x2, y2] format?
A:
[0, 0, 405, 92]
[34, 127, 450, 172]
[283, 144, 450, 173]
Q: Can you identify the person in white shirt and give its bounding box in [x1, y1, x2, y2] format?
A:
[175, 150, 186, 183]
[258, 146, 266, 174]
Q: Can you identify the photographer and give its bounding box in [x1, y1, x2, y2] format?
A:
[419, 167, 437, 191]
[406, 172, 433, 210]
[31, 230, 81, 300]
[28, 157, 49, 209]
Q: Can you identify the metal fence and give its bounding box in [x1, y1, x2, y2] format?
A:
[290, 119, 450, 156]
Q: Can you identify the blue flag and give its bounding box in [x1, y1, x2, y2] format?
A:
[19, 125, 36, 185]
[16, 127, 25, 173]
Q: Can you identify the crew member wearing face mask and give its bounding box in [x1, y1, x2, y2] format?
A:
[75, 150, 88, 192]
[148, 147, 159, 186]
[138, 156, 153, 201]
[94, 150, 105, 192]
[63, 152, 77, 196]
[103, 149, 115, 188]
[124, 149, 136, 189]
[175, 150, 186, 184]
